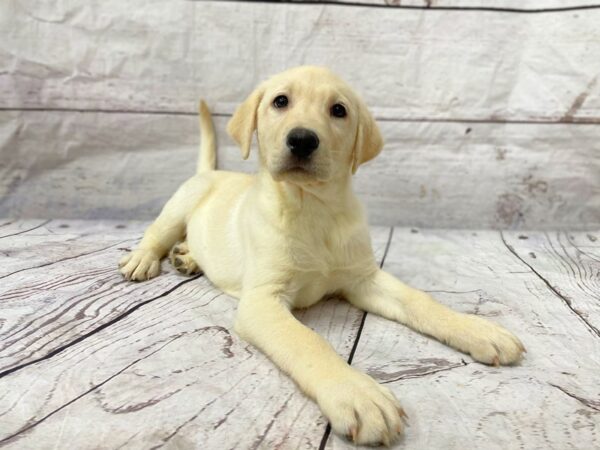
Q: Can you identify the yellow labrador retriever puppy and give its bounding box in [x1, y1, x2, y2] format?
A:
[119, 66, 524, 446]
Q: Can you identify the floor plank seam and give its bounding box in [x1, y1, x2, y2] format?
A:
[499, 231, 600, 339]
[194, 0, 600, 15]
[318, 226, 395, 449]
[0, 336, 182, 446]
[0, 274, 202, 379]
[0, 220, 51, 240]
[0, 238, 138, 281]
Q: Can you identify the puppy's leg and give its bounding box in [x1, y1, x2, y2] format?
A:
[235, 288, 406, 446]
[169, 241, 201, 276]
[119, 177, 208, 281]
[347, 269, 525, 366]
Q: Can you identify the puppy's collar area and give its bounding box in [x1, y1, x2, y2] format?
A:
[258, 170, 357, 216]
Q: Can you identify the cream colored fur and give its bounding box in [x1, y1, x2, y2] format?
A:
[119, 66, 524, 446]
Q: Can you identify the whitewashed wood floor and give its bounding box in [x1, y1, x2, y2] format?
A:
[0, 219, 598, 450]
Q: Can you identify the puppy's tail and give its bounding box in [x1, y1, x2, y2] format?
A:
[197, 100, 217, 173]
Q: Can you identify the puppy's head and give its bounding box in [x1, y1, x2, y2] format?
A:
[227, 66, 383, 184]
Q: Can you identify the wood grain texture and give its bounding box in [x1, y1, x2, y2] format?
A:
[271, 0, 596, 10]
[2, 110, 598, 229]
[323, 228, 600, 449]
[1, 221, 599, 449]
[0, 221, 390, 449]
[1, 0, 599, 227]
[502, 230, 600, 337]
[0, 219, 50, 241]
[0, 219, 139, 279]
[2, 1, 600, 123]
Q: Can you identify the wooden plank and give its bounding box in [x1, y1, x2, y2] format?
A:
[1, 1, 600, 122]
[502, 230, 600, 336]
[354, 121, 600, 229]
[0, 219, 50, 240]
[0, 221, 185, 374]
[0, 219, 142, 278]
[2, 110, 598, 229]
[324, 228, 600, 449]
[276, 0, 594, 10]
[0, 279, 326, 449]
[0, 222, 391, 449]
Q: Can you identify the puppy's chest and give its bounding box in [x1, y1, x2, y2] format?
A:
[286, 225, 373, 275]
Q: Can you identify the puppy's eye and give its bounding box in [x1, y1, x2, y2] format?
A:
[330, 103, 347, 118]
[273, 95, 289, 108]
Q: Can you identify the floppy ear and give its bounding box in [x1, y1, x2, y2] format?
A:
[351, 102, 384, 174]
[227, 87, 264, 160]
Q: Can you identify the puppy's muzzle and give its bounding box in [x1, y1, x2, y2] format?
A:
[286, 128, 319, 160]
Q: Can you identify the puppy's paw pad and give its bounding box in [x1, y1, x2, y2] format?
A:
[119, 249, 161, 281]
[318, 372, 406, 446]
[169, 242, 201, 276]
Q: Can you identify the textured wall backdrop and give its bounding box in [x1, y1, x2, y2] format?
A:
[0, 0, 599, 229]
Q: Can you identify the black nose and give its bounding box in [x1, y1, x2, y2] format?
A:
[286, 128, 319, 159]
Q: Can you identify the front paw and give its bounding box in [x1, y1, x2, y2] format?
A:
[458, 314, 525, 366]
[317, 370, 407, 446]
[118, 249, 161, 281]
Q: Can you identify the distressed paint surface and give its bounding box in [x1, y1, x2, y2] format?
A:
[326, 227, 600, 449]
[0, 221, 598, 449]
[0, 221, 390, 449]
[1, 111, 598, 228]
[1, 0, 599, 447]
[279, 0, 596, 9]
[2, 1, 600, 122]
[1, 0, 599, 227]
